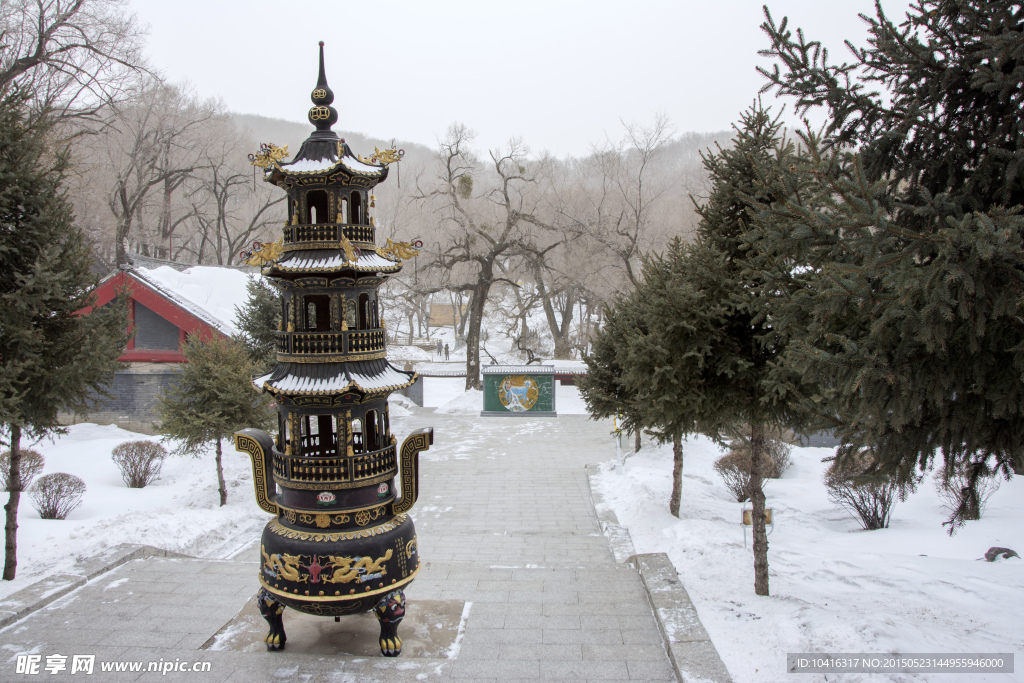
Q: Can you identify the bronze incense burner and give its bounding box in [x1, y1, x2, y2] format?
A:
[234, 42, 431, 657]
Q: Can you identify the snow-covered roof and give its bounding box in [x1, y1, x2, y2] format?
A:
[132, 265, 256, 336]
[273, 249, 401, 274]
[548, 360, 589, 375]
[257, 360, 415, 396]
[282, 157, 337, 173]
[273, 137, 387, 180]
[483, 365, 555, 374]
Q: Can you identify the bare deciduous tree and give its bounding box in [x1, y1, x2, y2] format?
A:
[186, 117, 285, 265]
[0, 0, 147, 118]
[418, 124, 540, 389]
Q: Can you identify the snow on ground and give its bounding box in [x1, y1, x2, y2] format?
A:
[423, 377, 466, 408]
[386, 344, 434, 362]
[555, 382, 589, 415]
[594, 437, 1024, 683]
[0, 424, 267, 600]
[387, 393, 415, 417]
[435, 390, 483, 415]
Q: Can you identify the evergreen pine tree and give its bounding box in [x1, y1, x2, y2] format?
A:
[0, 91, 129, 580]
[580, 244, 725, 517]
[156, 335, 273, 506]
[758, 0, 1024, 529]
[578, 286, 652, 476]
[234, 275, 280, 375]
[678, 104, 807, 596]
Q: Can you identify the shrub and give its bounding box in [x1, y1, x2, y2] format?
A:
[0, 449, 45, 492]
[824, 449, 899, 530]
[28, 473, 86, 520]
[111, 440, 166, 488]
[714, 431, 793, 502]
[935, 460, 1000, 522]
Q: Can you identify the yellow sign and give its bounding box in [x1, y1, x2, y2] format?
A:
[742, 509, 773, 525]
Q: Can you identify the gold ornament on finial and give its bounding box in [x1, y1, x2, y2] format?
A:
[248, 143, 289, 169]
[357, 147, 405, 166]
[240, 239, 283, 267]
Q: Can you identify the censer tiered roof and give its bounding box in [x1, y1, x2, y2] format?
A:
[246, 40, 416, 400]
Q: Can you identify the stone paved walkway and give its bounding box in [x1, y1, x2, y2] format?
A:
[0, 410, 692, 682]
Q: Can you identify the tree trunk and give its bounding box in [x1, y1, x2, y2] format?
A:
[114, 184, 133, 267]
[533, 261, 575, 360]
[634, 429, 641, 453]
[3, 425, 22, 580]
[670, 430, 683, 518]
[215, 437, 227, 507]
[464, 280, 491, 391]
[749, 421, 770, 596]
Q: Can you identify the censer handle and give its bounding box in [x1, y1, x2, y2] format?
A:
[234, 429, 279, 515]
[391, 427, 433, 515]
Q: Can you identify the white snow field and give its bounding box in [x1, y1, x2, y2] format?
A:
[0, 423, 269, 600]
[593, 436, 1024, 683]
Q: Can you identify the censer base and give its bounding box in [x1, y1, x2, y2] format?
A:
[256, 514, 419, 656]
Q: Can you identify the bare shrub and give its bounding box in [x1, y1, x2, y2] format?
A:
[111, 440, 166, 488]
[714, 452, 756, 502]
[824, 450, 898, 530]
[28, 473, 86, 520]
[935, 460, 1000, 522]
[0, 449, 45, 491]
[714, 430, 793, 502]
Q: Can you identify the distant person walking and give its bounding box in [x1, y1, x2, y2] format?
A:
[436, 339, 443, 357]
[444, 343, 449, 360]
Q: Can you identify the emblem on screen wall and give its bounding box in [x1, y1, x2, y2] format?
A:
[498, 375, 540, 412]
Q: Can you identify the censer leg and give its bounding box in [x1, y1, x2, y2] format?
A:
[373, 589, 406, 657]
[256, 588, 287, 651]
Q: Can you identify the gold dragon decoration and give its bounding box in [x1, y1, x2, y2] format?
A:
[378, 238, 421, 261]
[339, 233, 361, 263]
[241, 239, 284, 267]
[357, 146, 405, 166]
[248, 143, 289, 169]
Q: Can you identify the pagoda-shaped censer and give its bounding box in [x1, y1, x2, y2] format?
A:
[234, 42, 431, 657]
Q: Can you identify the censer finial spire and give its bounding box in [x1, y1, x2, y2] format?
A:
[308, 41, 338, 132]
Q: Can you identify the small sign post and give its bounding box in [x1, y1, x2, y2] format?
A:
[741, 505, 775, 549]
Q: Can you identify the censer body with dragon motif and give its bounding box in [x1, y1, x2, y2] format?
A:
[233, 42, 431, 657]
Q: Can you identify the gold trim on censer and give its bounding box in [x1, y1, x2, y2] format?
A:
[266, 515, 407, 543]
[258, 566, 419, 602]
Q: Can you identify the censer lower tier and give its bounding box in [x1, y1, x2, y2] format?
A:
[233, 41, 431, 658]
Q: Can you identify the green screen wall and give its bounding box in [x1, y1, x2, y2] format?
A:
[482, 370, 556, 415]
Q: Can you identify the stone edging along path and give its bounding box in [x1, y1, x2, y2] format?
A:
[0, 543, 187, 630]
[586, 463, 734, 683]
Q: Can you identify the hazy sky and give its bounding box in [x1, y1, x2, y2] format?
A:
[128, 0, 914, 157]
